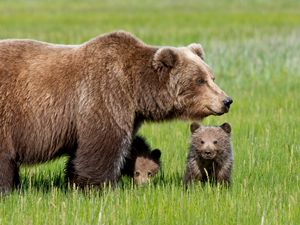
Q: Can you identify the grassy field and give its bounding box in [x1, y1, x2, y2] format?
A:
[0, 0, 300, 224]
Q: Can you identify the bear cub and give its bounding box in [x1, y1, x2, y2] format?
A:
[184, 122, 233, 186]
[121, 136, 161, 186]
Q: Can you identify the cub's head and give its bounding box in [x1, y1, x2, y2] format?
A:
[153, 44, 232, 120]
[190, 122, 232, 160]
[133, 149, 161, 186]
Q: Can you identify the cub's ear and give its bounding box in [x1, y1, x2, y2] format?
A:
[151, 149, 161, 160]
[153, 48, 177, 73]
[190, 122, 200, 133]
[220, 122, 231, 134]
[188, 43, 205, 60]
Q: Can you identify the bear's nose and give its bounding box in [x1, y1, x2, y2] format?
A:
[223, 97, 233, 108]
[205, 151, 211, 155]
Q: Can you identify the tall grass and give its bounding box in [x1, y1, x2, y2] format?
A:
[0, 0, 299, 224]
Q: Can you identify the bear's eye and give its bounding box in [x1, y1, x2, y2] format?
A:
[213, 140, 218, 144]
[134, 171, 140, 177]
[148, 172, 153, 177]
[200, 140, 205, 144]
[196, 79, 205, 86]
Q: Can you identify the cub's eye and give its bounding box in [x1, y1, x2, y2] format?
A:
[200, 140, 205, 144]
[213, 140, 218, 144]
[147, 172, 153, 177]
[134, 171, 140, 177]
[196, 79, 205, 86]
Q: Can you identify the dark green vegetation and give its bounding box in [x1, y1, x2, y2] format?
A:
[0, 0, 299, 224]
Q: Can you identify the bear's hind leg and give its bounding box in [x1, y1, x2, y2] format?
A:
[0, 152, 19, 193]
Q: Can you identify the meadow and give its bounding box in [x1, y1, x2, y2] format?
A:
[0, 0, 299, 224]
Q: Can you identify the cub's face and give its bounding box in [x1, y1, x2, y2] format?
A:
[153, 44, 232, 121]
[190, 122, 231, 160]
[133, 149, 161, 186]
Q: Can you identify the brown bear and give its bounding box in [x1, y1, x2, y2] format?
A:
[0, 31, 232, 192]
[183, 122, 233, 186]
[121, 136, 161, 186]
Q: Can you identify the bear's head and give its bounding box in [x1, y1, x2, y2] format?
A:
[153, 44, 232, 120]
[190, 122, 231, 160]
[133, 149, 161, 186]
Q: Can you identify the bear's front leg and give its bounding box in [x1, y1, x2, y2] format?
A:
[216, 165, 232, 186]
[183, 164, 202, 186]
[65, 124, 131, 188]
[0, 152, 19, 193]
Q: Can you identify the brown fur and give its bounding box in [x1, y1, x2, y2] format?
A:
[0, 31, 232, 192]
[184, 122, 233, 186]
[121, 136, 161, 186]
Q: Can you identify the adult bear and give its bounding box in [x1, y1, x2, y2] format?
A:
[0, 31, 232, 192]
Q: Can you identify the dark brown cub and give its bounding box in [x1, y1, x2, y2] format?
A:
[121, 136, 161, 186]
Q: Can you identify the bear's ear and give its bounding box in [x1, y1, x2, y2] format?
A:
[153, 48, 177, 73]
[151, 149, 161, 161]
[220, 122, 231, 134]
[188, 43, 205, 60]
[190, 122, 201, 133]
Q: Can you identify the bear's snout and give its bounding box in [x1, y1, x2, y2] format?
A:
[223, 97, 233, 109]
[205, 151, 212, 156]
[201, 149, 216, 159]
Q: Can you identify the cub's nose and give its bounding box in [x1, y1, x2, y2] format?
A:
[223, 97, 233, 108]
[205, 151, 211, 155]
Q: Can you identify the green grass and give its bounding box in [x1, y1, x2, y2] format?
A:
[0, 0, 299, 224]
